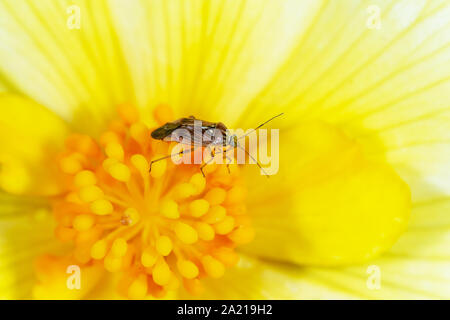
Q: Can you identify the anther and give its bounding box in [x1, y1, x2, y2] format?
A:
[213, 216, 235, 235]
[130, 123, 149, 146]
[102, 158, 119, 171]
[189, 199, 210, 217]
[141, 248, 158, 268]
[128, 274, 148, 299]
[72, 214, 95, 231]
[149, 156, 167, 178]
[214, 247, 240, 267]
[226, 186, 247, 204]
[195, 222, 215, 241]
[108, 162, 131, 182]
[105, 142, 124, 161]
[91, 239, 109, 260]
[160, 199, 179, 219]
[100, 131, 121, 146]
[189, 173, 206, 195]
[79, 185, 104, 202]
[104, 253, 122, 272]
[111, 238, 128, 257]
[122, 208, 140, 226]
[174, 222, 198, 244]
[152, 259, 172, 286]
[173, 183, 195, 200]
[205, 187, 227, 205]
[131, 154, 149, 174]
[155, 236, 173, 256]
[201, 255, 225, 278]
[60, 155, 82, 174]
[74, 170, 97, 187]
[91, 199, 114, 215]
[228, 226, 255, 244]
[202, 205, 226, 224]
[177, 260, 199, 279]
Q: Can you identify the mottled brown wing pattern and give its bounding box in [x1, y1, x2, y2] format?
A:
[150, 119, 183, 139]
[152, 117, 222, 147]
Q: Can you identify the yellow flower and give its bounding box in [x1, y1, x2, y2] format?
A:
[0, 0, 449, 299]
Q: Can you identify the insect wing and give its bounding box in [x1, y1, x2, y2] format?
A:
[177, 123, 204, 146]
[167, 127, 196, 145]
[179, 118, 215, 146]
[151, 121, 182, 139]
[151, 117, 221, 146]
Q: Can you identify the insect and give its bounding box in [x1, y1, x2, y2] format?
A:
[149, 113, 283, 177]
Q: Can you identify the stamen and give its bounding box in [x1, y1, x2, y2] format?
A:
[107, 162, 131, 182]
[174, 222, 198, 244]
[45, 104, 253, 298]
[155, 236, 173, 256]
[160, 199, 179, 219]
[105, 142, 125, 161]
[91, 199, 114, 215]
[201, 255, 225, 278]
[203, 205, 226, 224]
[74, 170, 97, 187]
[79, 185, 104, 202]
[60, 155, 82, 174]
[131, 154, 149, 174]
[141, 247, 158, 267]
[90, 239, 108, 259]
[128, 274, 148, 299]
[153, 259, 172, 286]
[72, 214, 95, 232]
[195, 222, 215, 241]
[188, 199, 209, 217]
[177, 259, 199, 279]
[205, 187, 227, 205]
[111, 238, 128, 257]
[122, 208, 140, 226]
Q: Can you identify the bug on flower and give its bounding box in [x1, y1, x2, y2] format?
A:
[150, 113, 283, 177]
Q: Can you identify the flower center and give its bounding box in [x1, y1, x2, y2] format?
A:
[49, 104, 254, 298]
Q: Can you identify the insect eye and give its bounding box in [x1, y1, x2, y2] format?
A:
[205, 129, 215, 140]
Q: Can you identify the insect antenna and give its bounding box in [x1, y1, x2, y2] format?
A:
[236, 112, 284, 141]
[236, 144, 270, 178]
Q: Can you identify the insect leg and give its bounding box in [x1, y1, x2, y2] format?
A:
[200, 146, 232, 177]
[225, 156, 232, 174]
[149, 146, 196, 172]
[200, 159, 214, 178]
[200, 146, 216, 178]
[223, 146, 233, 174]
[236, 144, 269, 178]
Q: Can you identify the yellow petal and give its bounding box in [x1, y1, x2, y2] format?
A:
[226, 0, 449, 276]
[0, 0, 135, 134]
[33, 255, 104, 300]
[236, 1, 450, 123]
[243, 122, 410, 266]
[390, 198, 450, 259]
[313, 197, 450, 300]
[0, 193, 63, 299]
[108, 0, 323, 125]
[84, 273, 178, 300]
[225, 0, 450, 205]
[189, 256, 359, 299]
[0, 0, 448, 300]
[198, 251, 450, 299]
[0, 94, 69, 195]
